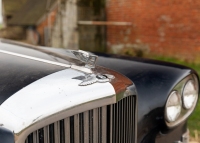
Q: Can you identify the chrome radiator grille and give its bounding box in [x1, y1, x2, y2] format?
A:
[25, 96, 136, 143]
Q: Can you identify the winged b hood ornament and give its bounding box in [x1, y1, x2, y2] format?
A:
[71, 50, 115, 86]
[71, 50, 98, 69]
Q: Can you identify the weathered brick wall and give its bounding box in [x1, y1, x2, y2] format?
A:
[106, 0, 200, 61]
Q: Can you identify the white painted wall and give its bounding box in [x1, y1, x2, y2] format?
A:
[51, 0, 78, 49]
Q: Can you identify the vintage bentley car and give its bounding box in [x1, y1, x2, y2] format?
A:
[0, 39, 199, 143]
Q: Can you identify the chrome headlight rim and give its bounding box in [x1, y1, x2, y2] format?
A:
[165, 74, 199, 128]
[182, 79, 199, 110]
[165, 90, 182, 123]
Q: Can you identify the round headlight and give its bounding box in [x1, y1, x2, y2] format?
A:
[165, 91, 182, 122]
[182, 80, 198, 109]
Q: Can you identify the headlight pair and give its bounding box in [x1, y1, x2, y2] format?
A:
[165, 74, 199, 127]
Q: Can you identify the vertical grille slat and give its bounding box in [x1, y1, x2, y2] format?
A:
[102, 106, 107, 143]
[33, 131, 37, 143]
[126, 97, 129, 143]
[123, 98, 125, 143]
[109, 96, 136, 143]
[121, 101, 123, 143]
[98, 108, 102, 143]
[93, 108, 98, 143]
[127, 97, 130, 143]
[128, 96, 132, 143]
[131, 96, 134, 142]
[25, 96, 136, 143]
[74, 114, 79, 143]
[109, 105, 113, 143]
[43, 126, 48, 143]
[64, 118, 70, 143]
[84, 111, 89, 143]
[54, 121, 60, 143]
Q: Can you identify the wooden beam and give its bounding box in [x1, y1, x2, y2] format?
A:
[78, 21, 132, 26]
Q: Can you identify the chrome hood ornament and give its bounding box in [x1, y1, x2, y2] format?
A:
[70, 50, 115, 86]
[71, 50, 98, 69]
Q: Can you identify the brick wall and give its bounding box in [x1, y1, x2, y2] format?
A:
[106, 0, 200, 61]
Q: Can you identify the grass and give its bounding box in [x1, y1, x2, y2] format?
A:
[151, 56, 200, 137]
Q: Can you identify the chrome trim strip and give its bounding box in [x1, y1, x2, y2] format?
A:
[0, 49, 93, 73]
[0, 49, 70, 68]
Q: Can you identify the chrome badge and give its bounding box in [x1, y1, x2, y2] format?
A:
[73, 74, 115, 86]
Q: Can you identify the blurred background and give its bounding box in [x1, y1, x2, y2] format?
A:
[0, 0, 200, 142]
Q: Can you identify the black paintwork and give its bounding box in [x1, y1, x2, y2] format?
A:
[96, 53, 197, 143]
[0, 127, 14, 143]
[0, 41, 198, 143]
[0, 45, 66, 105]
[155, 122, 187, 143]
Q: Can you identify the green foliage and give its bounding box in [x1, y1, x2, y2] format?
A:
[188, 102, 200, 137]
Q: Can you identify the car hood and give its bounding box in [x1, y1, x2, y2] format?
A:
[0, 40, 120, 135]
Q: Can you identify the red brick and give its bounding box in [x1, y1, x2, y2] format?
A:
[106, 0, 200, 60]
